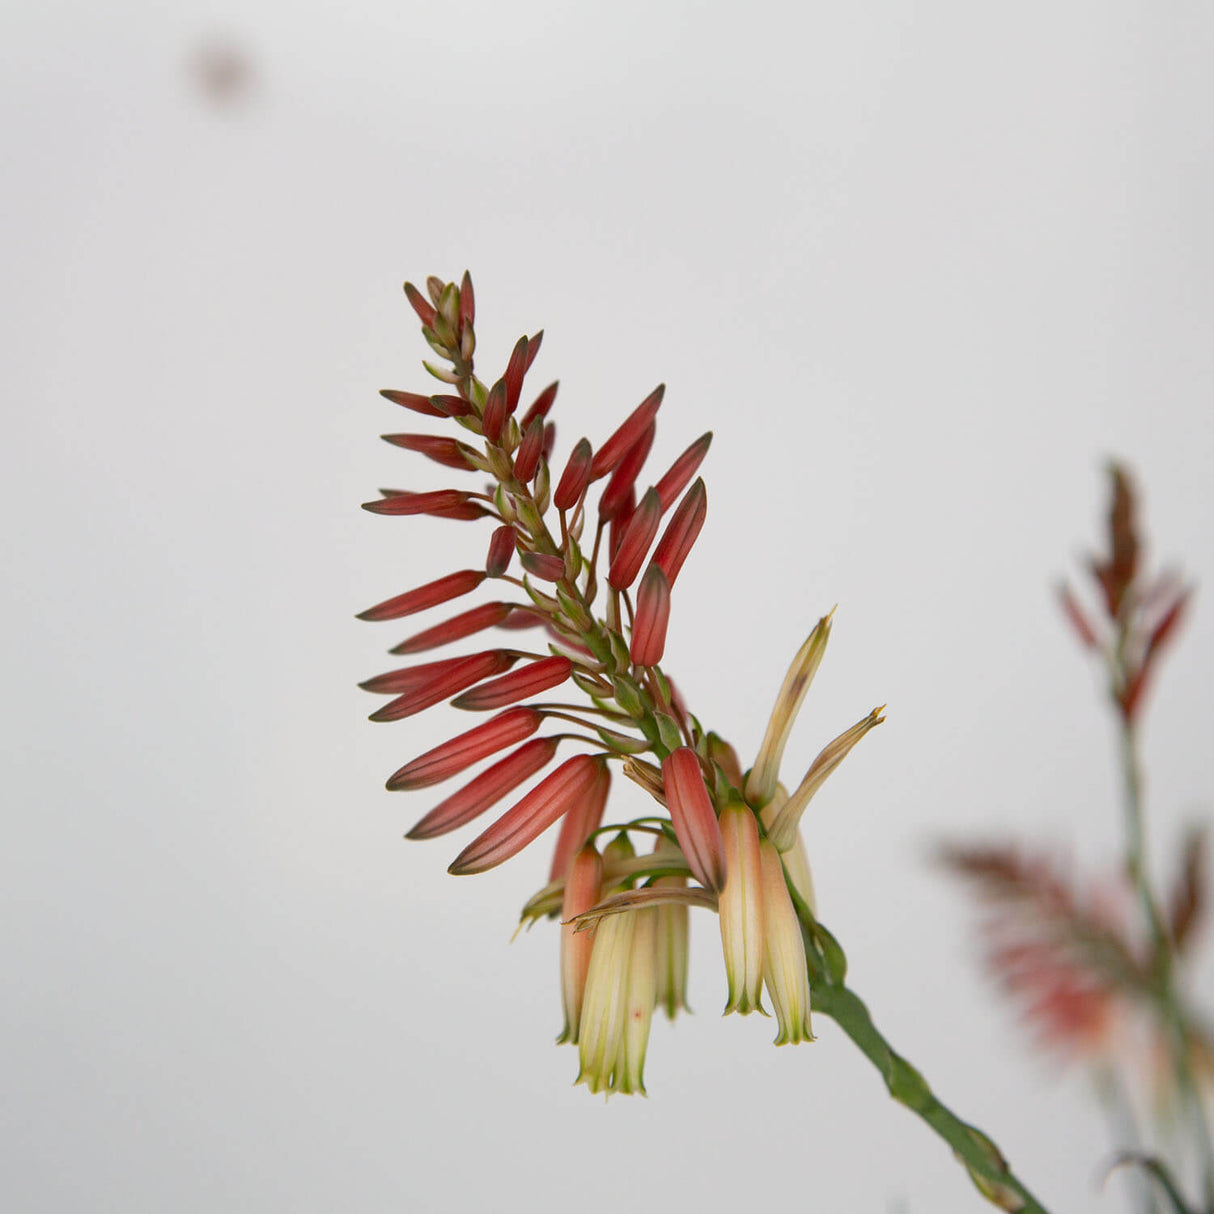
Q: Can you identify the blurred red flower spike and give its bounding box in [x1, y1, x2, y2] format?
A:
[448, 754, 604, 875]
[608, 488, 661, 590]
[391, 601, 514, 654]
[652, 478, 706, 586]
[451, 655, 573, 710]
[661, 748, 726, 892]
[1057, 583, 1099, 651]
[387, 706, 543, 791]
[357, 570, 486, 622]
[655, 432, 712, 511]
[549, 760, 611, 881]
[379, 388, 446, 418]
[368, 651, 515, 721]
[524, 330, 544, 372]
[514, 417, 545, 484]
[554, 438, 594, 510]
[589, 385, 664, 481]
[541, 422, 556, 463]
[485, 525, 517, 577]
[482, 380, 508, 443]
[360, 650, 516, 695]
[1147, 586, 1192, 660]
[520, 381, 559, 430]
[630, 564, 671, 666]
[599, 422, 655, 522]
[519, 551, 566, 582]
[459, 270, 475, 327]
[406, 736, 560, 839]
[504, 336, 530, 414]
[404, 281, 437, 327]
[362, 490, 474, 517]
[380, 434, 477, 471]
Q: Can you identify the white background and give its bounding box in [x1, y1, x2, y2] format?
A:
[3, 2, 1212, 1211]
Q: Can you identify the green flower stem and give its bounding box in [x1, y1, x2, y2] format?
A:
[792, 896, 1054, 1212]
[1118, 717, 1214, 1210]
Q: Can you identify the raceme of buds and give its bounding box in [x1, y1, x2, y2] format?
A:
[359, 273, 881, 1095]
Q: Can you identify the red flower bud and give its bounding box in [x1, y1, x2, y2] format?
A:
[459, 270, 475, 327]
[388, 707, 543, 790]
[379, 388, 446, 418]
[519, 551, 566, 582]
[451, 655, 573, 710]
[520, 381, 559, 430]
[599, 422, 655, 521]
[380, 434, 477, 471]
[504, 335, 530, 414]
[362, 490, 479, 518]
[357, 570, 486, 622]
[514, 416, 545, 483]
[589, 385, 664, 481]
[482, 380, 508, 443]
[368, 651, 516, 721]
[360, 650, 516, 696]
[652, 478, 706, 586]
[655, 432, 712, 511]
[630, 564, 671, 666]
[403, 281, 437, 327]
[554, 438, 594, 511]
[391, 601, 515, 655]
[608, 488, 661, 590]
[548, 759, 611, 881]
[485, 525, 517, 577]
[661, 748, 726, 892]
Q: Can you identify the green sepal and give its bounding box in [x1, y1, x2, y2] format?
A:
[595, 726, 651, 755]
[654, 712, 683, 754]
[612, 675, 646, 718]
[556, 586, 591, 629]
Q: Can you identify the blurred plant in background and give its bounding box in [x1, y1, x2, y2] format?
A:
[944, 465, 1214, 1214]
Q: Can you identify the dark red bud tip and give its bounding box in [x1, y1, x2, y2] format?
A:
[630, 564, 671, 666]
[504, 336, 530, 414]
[523, 330, 544, 372]
[485, 525, 517, 578]
[554, 438, 594, 511]
[520, 382, 559, 430]
[541, 422, 556, 463]
[519, 551, 567, 582]
[482, 380, 508, 444]
[655, 432, 713, 511]
[652, 478, 706, 586]
[513, 416, 545, 484]
[589, 384, 664, 480]
[380, 389, 446, 418]
[450, 655, 573, 711]
[356, 570, 485, 622]
[404, 282, 438, 327]
[599, 422, 655, 521]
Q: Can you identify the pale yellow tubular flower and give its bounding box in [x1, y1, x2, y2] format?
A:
[558, 844, 603, 1045]
[618, 907, 659, 1094]
[759, 786, 816, 914]
[718, 801, 766, 1015]
[759, 840, 815, 1046]
[576, 911, 636, 1094]
[744, 612, 834, 808]
[651, 836, 691, 1019]
[766, 706, 885, 853]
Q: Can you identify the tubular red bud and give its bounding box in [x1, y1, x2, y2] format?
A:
[1057, 584, 1099, 651]
[451, 655, 573, 710]
[655, 432, 712, 511]
[558, 843, 604, 1044]
[554, 438, 594, 510]
[482, 380, 508, 443]
[548, 760, 611, 881]
[514, 416, 545, 483]
[599, 422, 655, 521]
[404, 281, 437, 327]
[459, 270, 475, 327]
[1147, 587, 1191, 659]
[519, 551, 566, 582]
[379, 389, 447, 418]
[407, 736, 560, 839]
[357, 570, 485, 622]
[485, 525, 517, 577]
[360, 649, 516, 695]
[651, 478, 706, 587]
[504, 335, 530, 414]
[629, 564, 670, 666]
[427, 394, 473, 418]
[541, 422, 556, 463]
[520, 381, 559, 430]
[448, 753, 603, 875]
[589, 385, 664, 481]
[380, 434, 478, 470]
[608, 487, 636, 559]
[362, 490, 477, 517]
[387, 707, 543, 790]
[391, 601, 514, 654]
[524, 329, 544, 371]
[368, 651, 516, 721]
[661, 748, 726, 893]
[498, 607, 546, 630]
[608, 488, 661, 590]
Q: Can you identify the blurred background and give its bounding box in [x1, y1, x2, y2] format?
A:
[3, 2, 1212, 1210]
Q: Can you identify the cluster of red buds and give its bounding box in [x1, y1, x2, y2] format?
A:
[358, 273, 883, 1094]
[1058, 464, 1191, 723]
